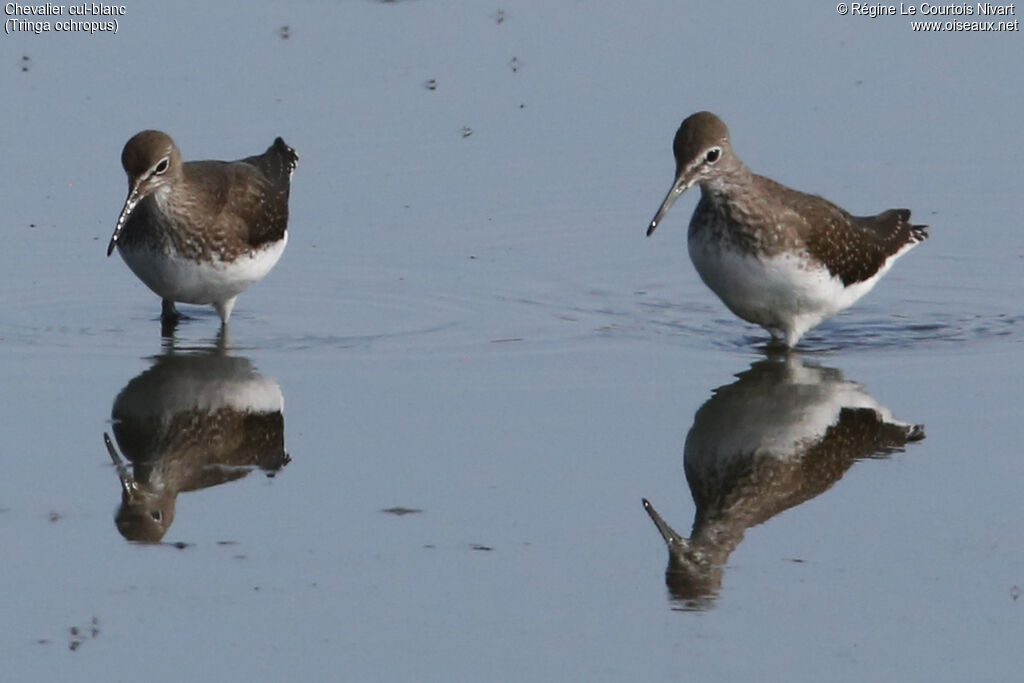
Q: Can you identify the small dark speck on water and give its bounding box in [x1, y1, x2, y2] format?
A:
[66, 618, 99, 653]
[491, 337, 523, 343]
[510, 56, 519, 72]
[278, 25, 290, 40]
[21, 55, 31, 72]
[470, 543, 494, 551]
[48, 511, 60, 522]
[382, 506, 423, 516]
[460, 126, 473, 138]
[171, 541, 189, 550]
[1011, 585, 1021, 601]
[495, 8, 505, 24]
[785, 557, 807, 564]
[425, 78, 437, 90]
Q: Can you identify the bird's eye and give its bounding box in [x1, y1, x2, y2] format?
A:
[150, 510, 162, 522]
[153, 157, 170, 175]
[704, 147, 721, 164]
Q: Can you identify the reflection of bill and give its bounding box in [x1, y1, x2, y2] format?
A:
[644, 356, 924, 610]
[104, 349, 289, 543]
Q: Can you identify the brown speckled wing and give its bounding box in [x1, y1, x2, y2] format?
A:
[803, 205, 929, 287]
[235, 138, 298, 249]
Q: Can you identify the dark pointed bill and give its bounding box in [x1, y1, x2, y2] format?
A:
[107, 187, 140, 256]
[646, 175, 690, 237]
[642, 498, 685, 546]
[104, 433, 137, 498]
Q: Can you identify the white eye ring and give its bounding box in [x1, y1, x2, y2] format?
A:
[704, 147, 721, 165]
[153, 157, 170, 175]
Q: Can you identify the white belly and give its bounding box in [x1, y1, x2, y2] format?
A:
[120, 233, 287, 305]
[688, 235, 879, 344]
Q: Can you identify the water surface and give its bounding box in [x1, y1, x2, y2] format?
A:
[2, 1, 1023, 681]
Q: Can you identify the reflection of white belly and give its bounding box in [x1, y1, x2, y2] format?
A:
[687, 235, 877, 341]
[686, 359, 912, 469]
[120, 234, 287, 304]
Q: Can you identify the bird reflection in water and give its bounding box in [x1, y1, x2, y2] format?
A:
[104, 335, 290, 543]
[643, 355, 925, 610]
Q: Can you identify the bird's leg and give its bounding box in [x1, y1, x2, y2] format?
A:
[160, 299, 181, 337]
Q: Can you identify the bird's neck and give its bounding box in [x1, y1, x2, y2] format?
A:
[699, 162, 753, 205]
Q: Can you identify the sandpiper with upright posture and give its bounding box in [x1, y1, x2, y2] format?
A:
[108, 131, 298, 328]
[647, 111, 927, 347]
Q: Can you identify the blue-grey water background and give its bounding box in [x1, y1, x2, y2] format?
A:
[2, 1, 1023, 681]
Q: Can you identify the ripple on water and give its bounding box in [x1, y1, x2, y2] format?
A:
[7, 270, 1019, 359]
[0, 269, 479, 355]
[630, 295, 1024, 354]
